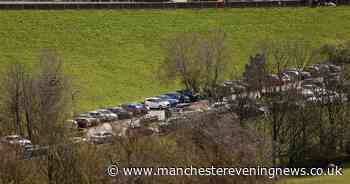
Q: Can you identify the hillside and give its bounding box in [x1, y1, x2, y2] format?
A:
[1, 7, 350, 111]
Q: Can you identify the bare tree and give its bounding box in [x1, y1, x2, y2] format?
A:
[0, 62, 27, 136]
[0, 49, 73, 144]
[199, 29, 231, 103]
[33, 49, 72, 145]
[254, 39, 314, 169]
[160, 32, 202, 92]
[160, 29, 232, 103]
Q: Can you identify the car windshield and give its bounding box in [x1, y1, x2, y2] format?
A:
[165, 93, 179, 98]
[111, 108, 121, 112]
[151, 98, 162, 102]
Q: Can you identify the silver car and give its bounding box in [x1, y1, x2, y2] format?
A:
[97, 109, 118, 121]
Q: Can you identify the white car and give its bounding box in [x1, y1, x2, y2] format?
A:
[144, 97, 170, 109]
[1, 135, 32, 147]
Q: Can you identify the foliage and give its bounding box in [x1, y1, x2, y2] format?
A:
[319, 41, 350, 64]
[160, 29, 231, 102]
[0, 50, 72, 145]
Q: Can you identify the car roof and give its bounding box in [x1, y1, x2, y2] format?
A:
[157, 95, 167, 98]
[89, 111, 98, 113]
[284, 70, 299, 73]
[128, 102, 140, 105]
[168, 92, 179, 94]
[5, 135, 21, 138]
[164, 93, 180, 96]
[97, 109, 110, 112]
[75, 117, 92, 120]
[146, 97, 161, 100]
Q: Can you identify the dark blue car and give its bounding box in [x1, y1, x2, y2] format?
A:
[164, 92, 190, 103]
[121, 103, 148, 116]
[176, 89, 201, 102]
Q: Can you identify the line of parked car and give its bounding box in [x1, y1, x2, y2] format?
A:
[72, 90, 201, 129]
[280, 63, 345, 104]
[271, 63, 341, 85]
[74, 63, 344, 131]
[2, 62, 345, 157]
[223, 63, 342, 94]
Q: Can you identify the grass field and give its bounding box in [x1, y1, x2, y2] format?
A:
[1, 7, 350, 111]
[280, 163, 350, 184]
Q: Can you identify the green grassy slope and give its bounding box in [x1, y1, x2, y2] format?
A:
[1, 7, 350, 111]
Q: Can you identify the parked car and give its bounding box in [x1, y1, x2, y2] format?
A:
[90, 131, 113, 144]
[164, 92, 190, 103]
[176, 89, 201, 102]
[74, 117, 89, 128]
[144, 97, 170, 109]
[300, 71, 312, 80]
[157, 95, 179, 107]
[1, 135, 35, 160]
[1, 135, 32, 147]
[209, 102, 231, 110]
[96, 109, 118, 121]
[78, 113, 92, 118]
[318, 63, 331, 75]
[74, 117, 100, 128]
[265, 74, 283, 87]
[302, 78, 324, 88]
[121, 103, 149, 116]
[107, 107, 133, 119]
[304, 65, 320, 77]
[279, 73, 291, 83]
[325, 72, 340, 81]
[282, 69, 300, 81]
[88, 111, 108, 122]
[328, 64, 341, 73]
